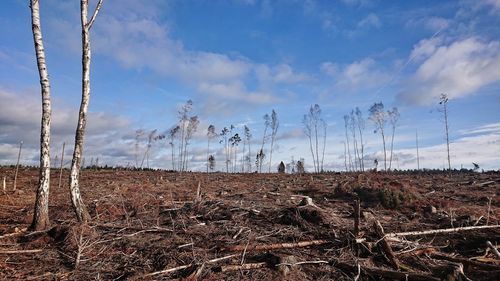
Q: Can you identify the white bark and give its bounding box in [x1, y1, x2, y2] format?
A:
[30, 0, 51, 231]
[68, 0, 104, 223]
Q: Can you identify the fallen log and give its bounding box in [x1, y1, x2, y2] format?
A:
[386, 224, 500, 238]
[222, 239, 329, 252]
[374, 220, 399, 270]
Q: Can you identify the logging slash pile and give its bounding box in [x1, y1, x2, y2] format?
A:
[0, 167, 499, 280]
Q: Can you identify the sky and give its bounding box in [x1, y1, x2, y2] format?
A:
[0, 0, 499, 172]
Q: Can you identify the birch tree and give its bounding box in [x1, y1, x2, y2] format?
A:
[259, 114, 270, 173]
[68, 0, 104, 222]
[439, 93, 451, 170]
[244, 125, 252, 172]
[369, 102, 388, 171]
[355, 107, 365, 171]
[343, 115, 353, 171]
[168, 125, 180, 170]
[220, 127, 230, 173]
[206, 125, 216, 173]
[183, 116, 199, 171]
[29, 0, 52, 231]
[268, 109, 279, 173]
[303, 105, 322, 173]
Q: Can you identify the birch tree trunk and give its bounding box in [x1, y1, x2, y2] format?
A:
[29, 0, 52, 231]
[68, 0, 103, 223]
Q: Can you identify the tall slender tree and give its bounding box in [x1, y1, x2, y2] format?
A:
[220, 127, 230, 173]
[320, 119, 327, 172]
[343, 115, 353, 171]
[303, 105, 322, 173]
[387, 107, 400, 170]
[168, 125, 180, 171]
[206, 125, 216, 173]
[369, 102, 388, 171]
[355, 107, 365, 171]
[29, 0, 52, 231]
[259, 114, 270, 173]
[415, 130, 420, 170]
[349, 111, 360, 171]
[183, 116, 199, 171]
[303, 113, 316, 173]
[68, 0, 104, 223]
[244, 125, 252, 172]
[268, 110, 279, 173]
[439, 93, 451, 170]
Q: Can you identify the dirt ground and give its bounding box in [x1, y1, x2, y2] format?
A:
[0, 167, 499, 280]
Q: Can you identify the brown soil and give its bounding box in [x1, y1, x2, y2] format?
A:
[0, 167, 499, 280]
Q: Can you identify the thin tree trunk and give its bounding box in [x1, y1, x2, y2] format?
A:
[268, 136, 274, 173]
[314, 123, 319, 173]
[380, 127, 387, 171]
[357, 126, 364, 171]
[352, 127, 359, 171]
[343, 141, 348, 172]
[388, 125, 395, 170]
[29, 0, 51, 231]
[58, 142, 65, 189]
[321, 124, 326, 172]
[207, 139, 210, 173]
[444, 104, 451, 170]
[307, 133, 316, 173]
[248, 139, 252, 173]
[13, 141, 23, 190]
[345, 127, 352, 172]
[416, 130, 420, 170]
[68, 0, 103, 223]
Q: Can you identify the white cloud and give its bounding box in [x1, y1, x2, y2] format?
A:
[458, 122, 500, 135]
[341, 0, 376, 8]
[322, 58, 391, 91]
[0, 89, 135, 166]
[483, 0, 500, 10]
[256, 64, 310, 85]
[398, 37, 500, 105]
[198, 81, 277, 104]
[46, 2, 309, 106]
[358, 13, 381, 29]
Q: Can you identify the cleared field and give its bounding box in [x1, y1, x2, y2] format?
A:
[0, 167, 499, 280]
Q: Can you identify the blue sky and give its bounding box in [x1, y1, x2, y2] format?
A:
[0, 0, 499, 171]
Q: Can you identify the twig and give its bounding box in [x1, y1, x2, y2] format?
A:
[486, 197, 492, 225]
[142, 254, 239, 277]
[221, 262, 267, 272]
[276, 260, 329, 266]
[486, 241, 500, 259]
[429, 252, 500, 270]
[223, 239, 329, 252]
[333, 261, 439, 281]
